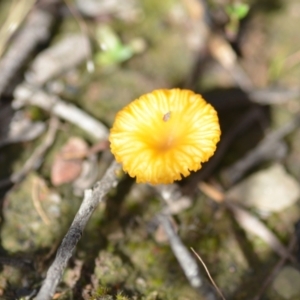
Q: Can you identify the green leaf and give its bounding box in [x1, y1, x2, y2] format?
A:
[226, 3, 250, 20]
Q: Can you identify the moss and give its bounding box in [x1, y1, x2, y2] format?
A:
[113, 0, 176, 43]
[94, 251, 131, 286]
[1, 173, 63, 252]
[76, 69, 161, 126]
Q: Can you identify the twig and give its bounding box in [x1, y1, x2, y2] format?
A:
[226, 202, 296, 263]
[249, 88, 300, 105]
[199, 182, 297, 263]
[63, 0, 95, 73]
[154, 184, 193, 214]
[158, 213, 218, 300]
[191, 248, 226, 300]
[31, 177, 51, 225]
[35, 160, 121, 300]
[252, 235, 297, 300]
[208, 33, 253, 90]
[0, 2, 58, 96]
[0, 105, 46, 148]
[26, 34, 90, 86]
[221, 115, 300, 187]
[0, 116, 59, 189]
[13, 84, 108, 140]
[0, 0, 36, 58]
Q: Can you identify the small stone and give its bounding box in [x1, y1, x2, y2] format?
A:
[226, 164, 300, 213]
[272, 266, 300, 299]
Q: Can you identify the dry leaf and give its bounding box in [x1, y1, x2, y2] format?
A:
[51, 137, 88, 186]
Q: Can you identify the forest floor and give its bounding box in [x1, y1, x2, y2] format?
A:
[1, 0, 300, 299]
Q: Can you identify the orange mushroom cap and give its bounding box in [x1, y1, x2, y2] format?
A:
[109, 89, 221, 184]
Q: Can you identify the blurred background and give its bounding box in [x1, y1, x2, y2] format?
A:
[0, 0, 300, 299]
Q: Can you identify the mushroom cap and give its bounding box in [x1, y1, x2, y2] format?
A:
[109, 89, 221, 184]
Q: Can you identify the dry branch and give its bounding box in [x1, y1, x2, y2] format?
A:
[35, 160, 121, 300]
[0, 3, 57, 96]
[0, 116, 59, 189]
[252, 235, 297, 300]
[199, 182, 297, 263]
[221, 115, 300, 186]
[249, 88, 300, 105]
[0, 0, 36, 57]
[158, 213, 218, 300]
[13, 84, 108, 140]
[0, 105, 46, 148]
[227, 202, 296, 263]
[26, 34, 90, 86]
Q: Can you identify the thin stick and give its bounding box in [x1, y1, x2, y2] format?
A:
[31, 177, 50, 225]
[158, 213, 218, 300]
[221, 115, 300, 186]
[199, 182, 297, 263]
[191, 247, 226, 300]
[35, 160, 121, 300]
[0, 2, 56, 96]
[252, 235, 297, 300]
[63, 0, 95, 73]
[0, 116, 59, 189]
[13, 84, 108, 140]
[0, 0, 36, 58]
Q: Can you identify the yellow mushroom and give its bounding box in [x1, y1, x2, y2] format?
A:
[109, 89, 221, 184]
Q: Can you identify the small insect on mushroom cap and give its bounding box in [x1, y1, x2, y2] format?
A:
[163, 111, 171, 122]
[109, 88, 221, 184]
